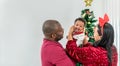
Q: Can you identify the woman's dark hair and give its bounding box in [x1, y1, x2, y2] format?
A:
[93, 23, 114, 64]
[74, 17, 86, 26]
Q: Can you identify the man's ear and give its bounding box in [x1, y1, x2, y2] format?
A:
[51, 33, 56, 38]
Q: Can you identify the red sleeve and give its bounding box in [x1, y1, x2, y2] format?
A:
[66, 40, 95, 63]
[66, 40, 110, 65]
[50, 45, 75, 66]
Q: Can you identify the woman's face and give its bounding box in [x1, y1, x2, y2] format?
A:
[93, 27, 101, 41]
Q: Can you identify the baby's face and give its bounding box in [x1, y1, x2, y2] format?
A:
[74, 20, 85, 32]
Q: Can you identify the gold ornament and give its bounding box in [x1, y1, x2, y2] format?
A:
[82, 13, 86, 18]
[88, 22, 91, 24]
[84, 0, 93, 7]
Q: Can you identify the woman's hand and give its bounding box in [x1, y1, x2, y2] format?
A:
[94, 27, 101, 41]
[68, 26, 75, 35]
[67, 26, 75, 40]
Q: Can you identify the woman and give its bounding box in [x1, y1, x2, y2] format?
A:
[66, 14, 118, 66]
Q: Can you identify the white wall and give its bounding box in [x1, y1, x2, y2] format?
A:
[0, 0, 106, 66]
[104, 0, 120, 66]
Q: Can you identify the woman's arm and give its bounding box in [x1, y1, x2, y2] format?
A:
[66, 40, 93, 62]
[66, 26, 93, 63]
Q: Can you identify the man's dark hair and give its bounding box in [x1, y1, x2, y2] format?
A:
[42, 20, 60, 36]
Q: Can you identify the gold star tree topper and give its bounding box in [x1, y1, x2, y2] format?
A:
[84, 0, 93, 7]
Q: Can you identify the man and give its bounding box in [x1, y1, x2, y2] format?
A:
[41, 20, 75, 66]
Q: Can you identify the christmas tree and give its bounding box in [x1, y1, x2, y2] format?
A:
[81, 9, 97, 43]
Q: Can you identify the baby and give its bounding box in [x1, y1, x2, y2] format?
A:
[72, 17, 87, 47]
